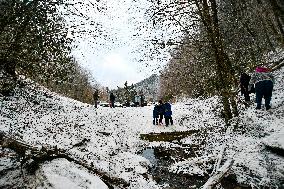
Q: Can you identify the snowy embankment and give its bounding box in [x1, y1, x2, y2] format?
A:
[0, 78, 159, 188]
[171, 67, 284, 188]
[1, 66, 284, 188]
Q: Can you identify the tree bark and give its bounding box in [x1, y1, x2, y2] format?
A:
[268, 0, 284, 39]
[0, 59, 17, 95]
[1, 59, 16, 77]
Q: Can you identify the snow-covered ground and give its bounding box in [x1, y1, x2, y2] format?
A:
[1, 67, 284, 188]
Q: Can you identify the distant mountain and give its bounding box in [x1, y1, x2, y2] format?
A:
[134, 74, 160, 102]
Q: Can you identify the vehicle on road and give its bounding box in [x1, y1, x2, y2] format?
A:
[100, 101, 109, 107]
[114, 102, 123, 107]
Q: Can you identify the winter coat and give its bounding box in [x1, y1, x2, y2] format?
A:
[153, 105, 159, 118]
[240, 73, 251, 95]
[93, 91, 99, 101]
[249, 66, 274, 85]
[157, 103, 165, 115]
[110, 93, 116, 102]
[163, 102, 172, 117]
[240, 73, 250, 87]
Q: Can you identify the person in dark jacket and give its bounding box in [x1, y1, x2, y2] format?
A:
[93, 89, 99, 108]
[240, 72, 251, 102]
[109, 93, 116, 108]
[157, 100, 165, 125]
[249, 66, 274, 110]
[153, 105, 159, 125]
[163, 101, 173, 126]
[140, 94, 144, 107]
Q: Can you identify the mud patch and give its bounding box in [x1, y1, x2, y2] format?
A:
[140, 130, 199, 142]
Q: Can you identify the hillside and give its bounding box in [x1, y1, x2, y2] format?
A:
[0, 67, 284, 188]
[133, 74, 160, 102]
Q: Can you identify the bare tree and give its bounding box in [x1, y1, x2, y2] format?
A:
[142, 0, 283, 123]
[0, 0, 105, 96]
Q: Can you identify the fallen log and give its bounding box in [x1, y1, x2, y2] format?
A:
[201, 159, 234, 189]
[0, 132, 129, 189]
[140, 130, 199, 142]
[265, 145, 284, 157]
[211, 144, 225, 176]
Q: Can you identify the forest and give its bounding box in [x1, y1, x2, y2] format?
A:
[1, 0, 283, 122]
[0, 0, 284, 189]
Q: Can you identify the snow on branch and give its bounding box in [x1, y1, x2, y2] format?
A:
[201, 159, 234, 189]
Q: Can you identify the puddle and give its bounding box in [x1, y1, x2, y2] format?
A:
[140, 146, 252, 189]
[140, 130, 199, 142]
[221, 174, 252, 189]
[140, 146, 208, 188]
[141, 148, 157, 165]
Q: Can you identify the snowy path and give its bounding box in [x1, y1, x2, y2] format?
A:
[1, 67, 284, 188]
[0, 83, 202, 189]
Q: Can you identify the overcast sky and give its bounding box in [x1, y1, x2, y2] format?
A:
[70, 0, 165, 89]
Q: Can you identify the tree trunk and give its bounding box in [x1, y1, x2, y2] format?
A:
[0, 59, 17, 95]
[268, 0, 284, 39]
[195, 0, 238, 123]
[2, 59, 16, 76]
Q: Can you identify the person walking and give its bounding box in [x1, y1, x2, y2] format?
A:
[249, 66, 274, 110]
[93, 89, 99, 108]
[157, 100, 165, 125]
[240, 72, 251, 102]
[163, 101, 173, 126]
[134, 95, 140, 107]
[109, 92, 116, 108]
[140, 94, 144, 107]
[153, 104, 159, 125]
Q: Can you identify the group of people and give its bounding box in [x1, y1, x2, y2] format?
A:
[153, 100, 173, 127]
[93, 90, 116, 108]
[240, 65, 275, 110]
